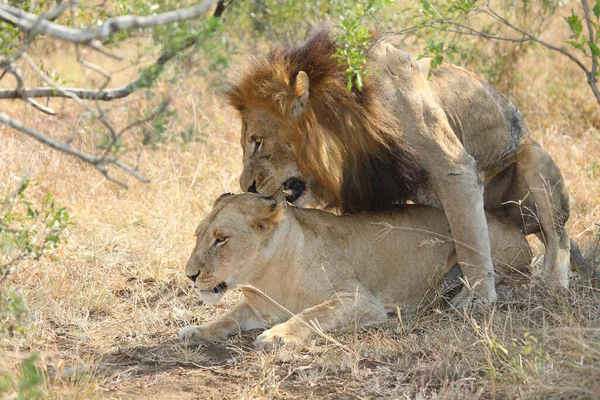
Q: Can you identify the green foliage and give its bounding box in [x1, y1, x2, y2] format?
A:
[565, 10, 588, 53]
[332, 18, 372, 91]
[98, 132, 125, 155]
[140, 103, 178, 147]
[224, 0, 391, 91]
[1, 177, 71, 335]
[0, 286, 28, 336]
[0, 179, 71, 260]
[563, 1, 600, 79]
[153, 16, 233, 76]
[0, 21, 22, 57]
[406, 0, 600, 94]
[403, 0, 570, 92]
[0, 354, 45, 399]
[0, 179, 65, 399]
[331, 0, 392, 91]
[179, 123, 209, 144]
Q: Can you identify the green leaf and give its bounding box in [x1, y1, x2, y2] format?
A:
[565, 11, 583, 39]
[590, 42, 600, 58]
[355, 73, 363, 91]
[594, 1, 600, 19]
[566, 39, 586, 52]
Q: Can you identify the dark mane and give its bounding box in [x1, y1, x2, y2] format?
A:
[227, 27, 426, 212]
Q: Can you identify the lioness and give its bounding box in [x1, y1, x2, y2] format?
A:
[179, 193, 531, 348]
[228, 27, 572, 304]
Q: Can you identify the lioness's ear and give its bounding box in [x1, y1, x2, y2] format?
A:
[290, 71, 309, 119]
[247, 201, 286, 231]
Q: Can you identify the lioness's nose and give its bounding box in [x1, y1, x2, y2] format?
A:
[248, 181, 257, 193]
[187, 272, 199, 282]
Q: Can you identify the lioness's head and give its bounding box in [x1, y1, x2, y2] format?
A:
[185, 193, 284, 304]
[238, 107, 318, 207]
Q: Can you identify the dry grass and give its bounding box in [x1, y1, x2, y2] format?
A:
[1, 12, 599, 399]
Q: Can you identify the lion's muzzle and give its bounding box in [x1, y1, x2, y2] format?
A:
[283, 178, 305, 203]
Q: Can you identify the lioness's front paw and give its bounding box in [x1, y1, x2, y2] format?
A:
[179, 325, 208, 345]
[254, 326, 302, 349]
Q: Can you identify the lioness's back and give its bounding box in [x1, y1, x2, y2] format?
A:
[289, 204, 530, 307]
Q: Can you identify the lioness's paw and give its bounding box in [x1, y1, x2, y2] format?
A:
[179, 325, 208, 345]
[254, 327, 302, 349]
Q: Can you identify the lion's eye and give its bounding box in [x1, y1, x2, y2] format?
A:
[213, 237, 229, 247]
[251, 137, 262, 154]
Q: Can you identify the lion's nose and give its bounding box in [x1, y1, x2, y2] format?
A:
[248, 181, 257, 193]
[187, 272, 199, 282]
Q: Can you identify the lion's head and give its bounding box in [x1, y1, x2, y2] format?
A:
[238, 107, 319, 207]
[227, 27, 426, 213]
[185, 193, 284, 304]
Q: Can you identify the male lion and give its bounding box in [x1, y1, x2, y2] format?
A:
[235, 113, 599, 286]
[179, 193, 531, 348]
[228, 27, 575, 304]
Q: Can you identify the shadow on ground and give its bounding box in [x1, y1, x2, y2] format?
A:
[54, 333, 260, 399]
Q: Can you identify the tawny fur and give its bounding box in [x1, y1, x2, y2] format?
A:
[227, 29, 424, 212]
[180, 194, 532, 348]
[231, 26, 578, 302]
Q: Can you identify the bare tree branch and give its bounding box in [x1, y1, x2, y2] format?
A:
[8, 1, 74, 62]
[213, 0, 233, 18]
[483, 5, 590, 73]
[0, 0, 219, 44]
[0, 35, 200, 101]
[0, 112, 149, 188]
[581, 0, 599, 99]
[483, 1, 599, 103]
[431, 20, 530, 43]
[25, 98, 55, 115]
[21, 53, 94, 112]
[0, 58, 56, 115]
[0, 0, 226, 189]
[87, 40, 124, 61]
[393, 1, 600, 104]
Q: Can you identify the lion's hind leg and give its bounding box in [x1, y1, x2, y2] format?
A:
[513, 146, 571, 288]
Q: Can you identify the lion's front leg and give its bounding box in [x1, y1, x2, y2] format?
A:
[372, 44, 498, 305]
[426, 147, 497, 305]
[254, 287, 387, 349]
[179, 299, 266, 345]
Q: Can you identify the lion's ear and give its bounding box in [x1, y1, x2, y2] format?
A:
[290, 71, 310, 119]
[247, 201, 286, 231]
